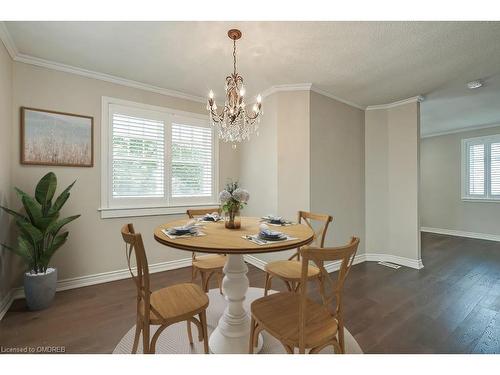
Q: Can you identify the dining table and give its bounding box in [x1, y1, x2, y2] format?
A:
[153, 216, 315, 354]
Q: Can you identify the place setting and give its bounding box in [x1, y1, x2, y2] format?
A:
[260, 214, 295, 226]
[243, 223, 298, 245]
[161, 220, 207, 239]
[197, 212, 224, 223]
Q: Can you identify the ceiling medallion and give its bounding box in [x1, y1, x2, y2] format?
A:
[207, 29, 262, 146]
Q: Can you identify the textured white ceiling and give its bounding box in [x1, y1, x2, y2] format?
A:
[421, 73, 500, 136]
[5, 21, 500, 109]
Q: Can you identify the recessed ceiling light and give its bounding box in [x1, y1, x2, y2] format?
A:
[467, 80, 483, 89]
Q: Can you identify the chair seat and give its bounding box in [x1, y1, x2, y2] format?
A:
[142, 283, 209, 324]
[251, 292, 338, 348]
[265, 260, 320, 280]
[193, 254, 226, 270]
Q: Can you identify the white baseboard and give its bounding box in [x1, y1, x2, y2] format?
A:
[0, 289, 14, 321]
[243, 255, 267, 271]
[421, 227, 500, 242]
[243, 252, 421, 272]
[1, 257, 193, 320]
[1, 249, 425, 321]
[364, 253, 424, 269]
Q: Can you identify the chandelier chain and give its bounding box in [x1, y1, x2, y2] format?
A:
[233, 39, 237, 75]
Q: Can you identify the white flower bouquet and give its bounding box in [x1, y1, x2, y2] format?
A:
[219, 181, 250, 229]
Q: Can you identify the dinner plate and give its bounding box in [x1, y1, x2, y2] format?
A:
[259, 232, 287, 241]
[167, 227, 197, 235]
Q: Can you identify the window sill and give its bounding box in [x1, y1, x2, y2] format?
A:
[461, 198, 500, 203]
[98, 204, 220, 219]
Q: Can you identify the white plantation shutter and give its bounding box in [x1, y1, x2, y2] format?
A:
[102, 98, 218, 215]
[463, 135, 500, 201]
[468, 143, 485, 196]
[491, 142, 500, 195]
[111, 113, 165, 198]
[171, 123, 213, 198]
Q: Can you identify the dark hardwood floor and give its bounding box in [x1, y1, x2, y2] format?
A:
[1, 232, 499, 353]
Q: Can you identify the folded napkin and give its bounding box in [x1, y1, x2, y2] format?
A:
[258, 223, 284, 237]
[162, 228, 206, 240]
[199, 212, 222, 222]
[242, 233, 298, 246]
[261, 215, 294, 226]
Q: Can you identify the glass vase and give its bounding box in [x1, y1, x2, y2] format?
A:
[225, 208, 241, 229]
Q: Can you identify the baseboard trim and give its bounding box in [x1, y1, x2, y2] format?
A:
[364, 253, 424, 270]
[1, 249, 425, 321]
[421, 227, 500, 242]
[0, 289, 14, 321]
[5, 257, 193, 314]
[243, 255, 267, 271]
[244, 252, 421, 272]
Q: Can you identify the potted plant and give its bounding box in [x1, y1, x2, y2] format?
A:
[0, 172, 80, 310]
[219, 181, 250, 229]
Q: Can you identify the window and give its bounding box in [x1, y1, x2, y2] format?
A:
[101, 97, 219, 218]
[462, 134, 500, 201]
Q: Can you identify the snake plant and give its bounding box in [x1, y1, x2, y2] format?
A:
[1, 172, 80, 274]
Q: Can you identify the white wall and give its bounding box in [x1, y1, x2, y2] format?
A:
[310, 91, 365, 250]
[365, 102, 422, 267]
[277, 91, 311, 220]
[10, 62, 239, 284]
[239, 94, 278, 217]
[241, 90, 366, 263]
[421, 125, 500, 236]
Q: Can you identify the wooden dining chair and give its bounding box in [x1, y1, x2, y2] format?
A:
[121, 224, 209, 354]
[249, 237, 360, 354]
[263, 211, 333, 296]
[187, 208, 226, 294]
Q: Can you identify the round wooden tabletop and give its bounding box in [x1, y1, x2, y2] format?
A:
[154, 217, 315, 254]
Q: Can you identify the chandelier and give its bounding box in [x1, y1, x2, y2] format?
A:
[207, 29, 262, 144]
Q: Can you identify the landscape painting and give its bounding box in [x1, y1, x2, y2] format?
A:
[21, 107, 93, 167]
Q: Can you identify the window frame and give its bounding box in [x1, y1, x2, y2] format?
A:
[100, 96, 219, 218]
[461, 134, 500, 202]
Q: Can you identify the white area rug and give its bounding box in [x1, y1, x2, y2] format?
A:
[113, 287, 363, 354]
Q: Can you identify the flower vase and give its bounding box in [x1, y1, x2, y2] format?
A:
[225, 208, 241, 229]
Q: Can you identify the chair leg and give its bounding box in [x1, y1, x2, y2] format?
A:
[199, 310, 209, 354]
[249, 317, 256, 354]
[201, 271, 208, 292]
[217, 272, 223, 295]
[332, 339, 342, 354]
[132, 320, 142, 354]
[338, 325, 345, 353]
[142, 322, 150, 354]
[191, 266, 198, 283]
[264, 273, 271, 296]
[187, 320, 194, 345]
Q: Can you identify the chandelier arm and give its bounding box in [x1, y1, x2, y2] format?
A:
[245, 112, 259, 120]
[209, 108, 225, 123]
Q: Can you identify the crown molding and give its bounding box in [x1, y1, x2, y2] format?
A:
[261, 83, 313, 98]
[421, 121, 500, 139]
[0, 21, 422, 112]
[366, 95, 425, 111]
[0, 22, 18, 59]
[14, 53, 207, 103]
[310, 86, 366, 110]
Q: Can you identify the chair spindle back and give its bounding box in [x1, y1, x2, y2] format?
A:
[298, 237, 360, 353]
[292, 211, 333, 261]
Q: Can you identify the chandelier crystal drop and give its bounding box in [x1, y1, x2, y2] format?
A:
[207, 29, 262, 143]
